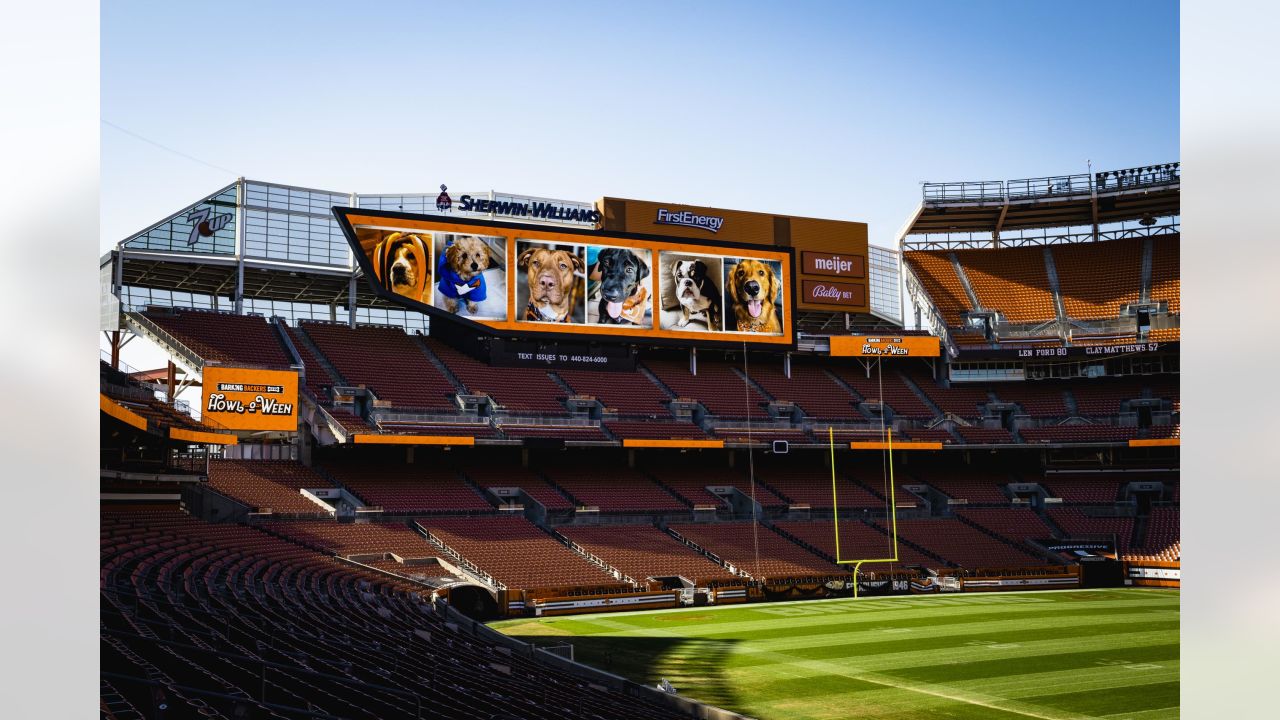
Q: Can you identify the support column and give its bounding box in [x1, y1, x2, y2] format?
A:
[784, 352, 791, 379]
[348, 276, 358, 328]
[166, 361, 177, 405]
[110, 331, 121, 370]
[689, 346, 697, 376]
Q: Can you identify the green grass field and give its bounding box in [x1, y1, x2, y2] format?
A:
[491, 588, 1179, 720]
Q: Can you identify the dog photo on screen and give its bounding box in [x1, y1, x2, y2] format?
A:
[432, 234, 507, 320]
[658, 252, 723, 332]
[516, 240, 585, 324]
[586, 245, 652, 326]
[724, 257, 783, 334]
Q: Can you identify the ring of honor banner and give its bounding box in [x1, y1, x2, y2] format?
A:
[201, 366, 299, 431]
[335, 208, 794, 348]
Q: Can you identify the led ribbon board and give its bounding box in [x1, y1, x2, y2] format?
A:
[334, 208, 795, 348]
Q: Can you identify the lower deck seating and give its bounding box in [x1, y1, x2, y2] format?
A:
[420, 516, 625, 591]
[758, 468, 885, 509]
[1020, 425, 1138, 443]
[901, 427, 955, 443]
[890, 518, 1045, 569]
[667, 522, 840, 580]
[918, 473, 1011, 504]
[545, 466, 688, 512]
[774, 520, 942, 568]
[558, 525, 741, 585]
[710, 426, 812, 444]
[101, 505, 680, 720]
[464, 464, 574, 511]
[263, 519, 434, 558]
[323, 463, 494, 513]
[653, 466, 789, 509]
[956, 508, 1055, 548]
[1039, 476, 1124, 504]
[604, 420, 710, 440]
[956, 427, 1014, 444]
[498, 424, 610, 441]
[1127, 506, 1179, 561]
[1046, 507, 1136, 555]
[207, 459, 333, 516]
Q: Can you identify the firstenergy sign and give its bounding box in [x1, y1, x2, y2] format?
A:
[655, 208, 724, 234]
[201, 366, 299, 432]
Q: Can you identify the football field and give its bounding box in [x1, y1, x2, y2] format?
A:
[491, 588, 1179, 720]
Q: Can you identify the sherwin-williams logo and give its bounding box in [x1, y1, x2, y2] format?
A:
[655, 208, 724, 233]
[436, 184, 452, 212]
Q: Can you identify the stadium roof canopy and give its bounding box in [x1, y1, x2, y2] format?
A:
[899, 162, 1179, 249]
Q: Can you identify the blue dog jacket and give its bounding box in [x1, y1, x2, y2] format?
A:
[436, 247, 488, 301]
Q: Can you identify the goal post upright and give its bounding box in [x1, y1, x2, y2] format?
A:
[829, 425, 901, 598]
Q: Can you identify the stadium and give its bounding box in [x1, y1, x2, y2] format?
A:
[98, 162, 1179, 719]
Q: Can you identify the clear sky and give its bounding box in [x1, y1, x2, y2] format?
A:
[101, 0, 1179, 254]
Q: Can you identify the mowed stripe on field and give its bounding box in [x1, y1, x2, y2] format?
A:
[492, 589, 1179, 720]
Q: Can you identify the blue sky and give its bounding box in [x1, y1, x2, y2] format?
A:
[101, 0, 1179, 253]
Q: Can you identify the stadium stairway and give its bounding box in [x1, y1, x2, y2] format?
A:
[291, 324, 349, 388]
[898, 372, 946, 422]
[954, 514, 1063, 566]
[410, 333, 468, 395]
[820, 370, 882, 421]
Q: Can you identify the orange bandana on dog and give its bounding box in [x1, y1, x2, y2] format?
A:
[618, 285, 649, 325]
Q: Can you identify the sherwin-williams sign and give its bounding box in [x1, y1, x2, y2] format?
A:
[201, 366, 299, 431]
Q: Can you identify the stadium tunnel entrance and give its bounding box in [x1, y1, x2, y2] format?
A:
[445, 584, 501, 620]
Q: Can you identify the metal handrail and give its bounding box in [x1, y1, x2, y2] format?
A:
[923, 162, 1179, 203]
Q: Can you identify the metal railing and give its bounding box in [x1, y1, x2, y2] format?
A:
[923, 161, 1179, 204]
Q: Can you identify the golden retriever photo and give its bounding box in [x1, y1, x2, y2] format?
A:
[725, 257, 783, 334]
[517, 242, 584, 324]
[370, 231, 432, 304]
[435, 234, 504, 317]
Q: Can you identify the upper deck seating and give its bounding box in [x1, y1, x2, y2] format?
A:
[903, 251, 972, 325]
[829, 367, 935, 420]
[555, 368, 671, 417]
[952, 246, 1057, 323]
[1149, 235, 1180, 314]
[142, 308, 293, 368]
[746, 362, 860, 420]
[643, 358, 769, 419]
[425, 338, 567, 414]
[1052, 238, 1144, 319]
[300, 322, 455, 410]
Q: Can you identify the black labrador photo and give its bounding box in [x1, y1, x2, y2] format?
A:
[593, 247, 650, 324]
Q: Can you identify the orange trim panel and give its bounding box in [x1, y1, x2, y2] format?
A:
[100, 394, 148, 431]
[169, 427, 238, 445]
[1128, 438, 1180, 447]
[352, 434, 476, 446]
[849, 441, 943, 451]
[621, 439, 725, 449]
